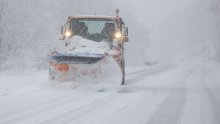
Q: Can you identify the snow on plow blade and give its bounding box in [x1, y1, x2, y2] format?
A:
[47, 52, 122, 85]
[47, 52, 106, 64]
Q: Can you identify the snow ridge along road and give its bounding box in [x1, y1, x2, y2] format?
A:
[0, 63, 220, 124]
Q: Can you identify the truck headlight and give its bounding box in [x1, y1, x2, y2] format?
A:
[64, 31, 71, 37]
[114, 32, 122, 39]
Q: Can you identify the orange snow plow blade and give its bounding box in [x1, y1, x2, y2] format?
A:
[47, 52, 122, 84]
[49, 62, 69, 72]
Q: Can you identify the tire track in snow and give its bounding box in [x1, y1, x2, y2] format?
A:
[0, 87, 46, 104]
[146, 90, 186, 124]
[107, 67, 194, 124]
[203, 80, 220, 124]
[0, 93, 91, 124]
[105, 91, 169, 124]
[39, 65, 178, 124]
[0, 65, 206, 124]
[146, 67, 195, 124]
[179, 66, 217, 124]
[202, 65, 220, 124]
[43, 93, 148, 124]
[125, 64, 177, 85]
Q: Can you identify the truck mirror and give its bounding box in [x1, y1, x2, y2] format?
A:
[59, 26, 65, 40]
[124, 27, 128, 36]
[61, 26, 64, 34]
[123, 27, 129, 42]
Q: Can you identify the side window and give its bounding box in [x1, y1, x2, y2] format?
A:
[65, 22, 71, 31]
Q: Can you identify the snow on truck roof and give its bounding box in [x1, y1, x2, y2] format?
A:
[69, 15, 118, 20]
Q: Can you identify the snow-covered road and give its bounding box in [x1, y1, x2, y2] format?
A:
[0, 64, 219, 124]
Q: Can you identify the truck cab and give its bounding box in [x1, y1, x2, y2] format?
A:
[60, 16, 128, 44]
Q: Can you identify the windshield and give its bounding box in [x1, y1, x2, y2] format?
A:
[71, 18, 116, 42]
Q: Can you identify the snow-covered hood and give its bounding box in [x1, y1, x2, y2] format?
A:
[66, 36, 111, 55]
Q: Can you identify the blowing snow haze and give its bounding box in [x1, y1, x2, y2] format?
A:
[121, 0, 220, 63]
[1, 1, 220, 124]
[0, 0, 220, 72]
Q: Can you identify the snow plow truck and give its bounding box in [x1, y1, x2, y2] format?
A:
[47, 10, 128, 85]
